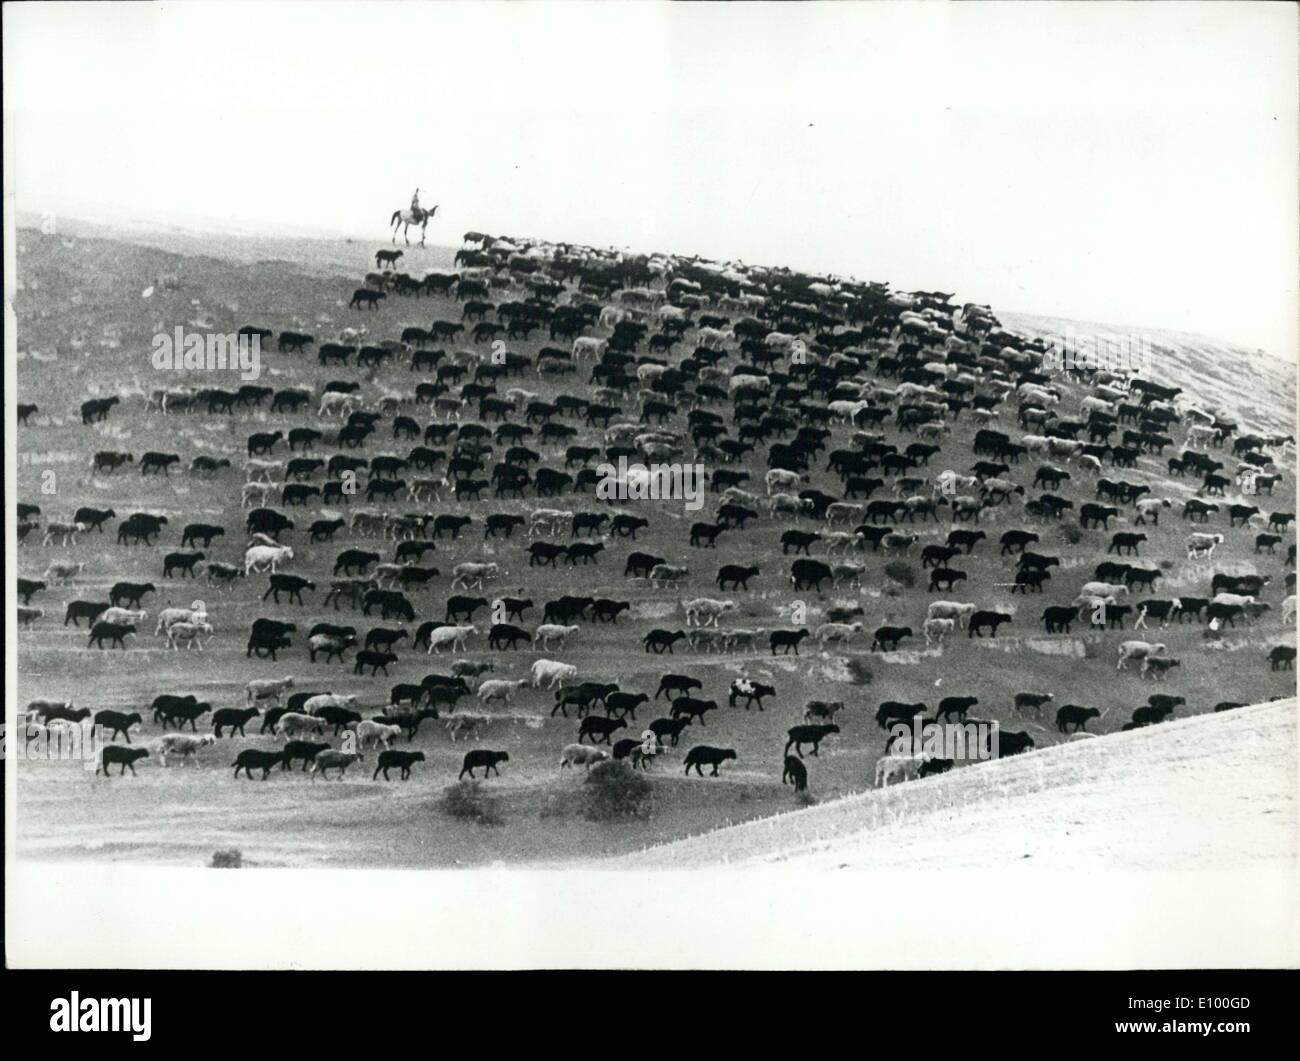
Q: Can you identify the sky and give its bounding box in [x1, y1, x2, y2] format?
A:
[4, 1, 1297, 357]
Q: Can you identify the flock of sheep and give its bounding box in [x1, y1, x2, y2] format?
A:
[14, 226, 1297, 813]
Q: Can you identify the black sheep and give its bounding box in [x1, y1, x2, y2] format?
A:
[1055, 705, 1100, 733]
[459, 749, 509, 779]
[92, 709, 142, 742]
[374, 750, 426, 781]
[578, 716, 627, 745]
[158, 701, 212, 732]
[683, 745, 736, 777]
[784, 723, 840, 758]
[282, 741, 331, 772]
[233, 748, 289, 779]
[212, 707, 260, 738]
[97, 746, 149, 777]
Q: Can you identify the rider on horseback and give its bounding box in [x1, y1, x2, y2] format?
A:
[411, 188, 422, 220]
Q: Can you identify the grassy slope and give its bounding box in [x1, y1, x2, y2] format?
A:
[12, 223, 1297, 867]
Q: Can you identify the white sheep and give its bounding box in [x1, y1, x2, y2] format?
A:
[560, 744, 610, 770]
[534, 623, 580, 650]
[277, 712, 326, 739]
[923, 617, 956, 645]
[531, 658, 577, 690]
[815, 621, 863, 646]
[246, 676, 295, 704]
[166, 621, 213, 650]
[874, 755, 923, 788]
[156, 733, 216, 766]
[682, 599, 736, 628]
[426, 624, 476, 654]
[355, 721, 401, 751]
[477, 679, 529, 707]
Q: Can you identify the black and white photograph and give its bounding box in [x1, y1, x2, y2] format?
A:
[4, 0, 1297, 996]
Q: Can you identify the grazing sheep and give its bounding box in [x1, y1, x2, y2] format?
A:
[476, 679, 530, 707]
[531, 658, 577, 690]
[445, 715, 483, 742]
[874, 755, 922, 788]
[579, 715, 628, 744]
[728, 679, 775, 710]
[1140, 657, 1181, 681]
[1013, 691, 1054, 718]
[212, 707, 260, 738]
[1268, 645, 1296, 671]
[683, 745, 736, 776]
[156, 700, 212, 732]
[815, 621, 863, 646]
[373, 749, 426, 780]
[923, 617, 956, 645]
[101, 606, 149, 627]
[26, 699, 78, 722]
[277, 712, 327, 739]
[784, 724, 841, 758]
[156, 733, 216, 766]
[426, 624, 477, 654]
[782, 755, 809, 792]
[302, 693, 359, 715]
[926, 601, 977, 627]
[459, 749, 509, 779]
[166, 621, 213, 650]
[355, 721, 402, 751]
[246, 677, 295, 704]
[803, 699, 846, 723]
[96, 746, 150, 777]
[1055, 705, 1101, 733]
[231, 748, 287, 779]
[92, 710, 142, 742]
[1117, 641, 1166, 671]
[533, 623, 580, 650]
[311, 751, 364, 780]
[560, 744, 611, 770]
[683, 598, 737, 627]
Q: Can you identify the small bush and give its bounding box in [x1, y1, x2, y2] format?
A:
[883, 561, 916, 588]
[440, 780, 505, 827]
[582, 761, 653, 822]
[210, 849, 242, 869]
[1058, 524, 1083, 545]
[846, 658, 874, 685]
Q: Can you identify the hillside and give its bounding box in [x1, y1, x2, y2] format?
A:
[606, 699, 1297, 870]
[12, 220, 1297, 868]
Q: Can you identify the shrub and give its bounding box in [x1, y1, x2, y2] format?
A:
[210, 849, 242, 869]
[440, 780, 504, 827]
[883, 561, 916, 588]
[582, 761, 653, 822]
[846, 658, 874, 685]
[1058, 523, 1083, 545]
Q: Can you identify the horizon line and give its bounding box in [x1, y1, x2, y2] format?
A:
[13, 206, 1289, 362]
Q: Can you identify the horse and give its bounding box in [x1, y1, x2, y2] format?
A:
[390, 205, 438, 247]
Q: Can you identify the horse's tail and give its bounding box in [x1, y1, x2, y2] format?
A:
[390, 211, 401, 225]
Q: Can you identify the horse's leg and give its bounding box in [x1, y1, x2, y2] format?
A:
[404, 222, 410, 246]
[419, 221, 427, 247]
[392, 218, 399, 245]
